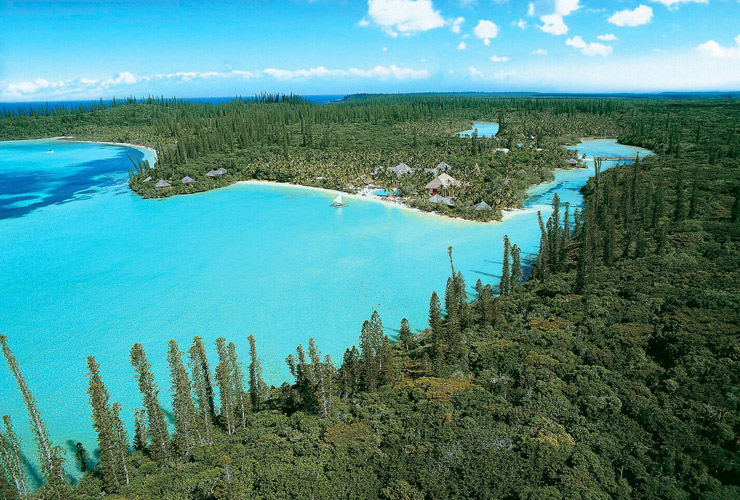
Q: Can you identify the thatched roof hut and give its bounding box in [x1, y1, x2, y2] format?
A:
[143, 176, 152, 182]
[182, 176, 195, 185]
[474, 201, 492, 211]
[428, 194, 455, 207]
[215, 167, 227, 175]
[206, 170, 218, 177]
[155, 180, 171, 188]
[565, 158, 579, 165]
[425, 161, 451, 175]
[387, 163, 414, 178]
[425, 173, 461, 191]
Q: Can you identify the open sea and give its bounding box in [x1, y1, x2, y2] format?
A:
[0, 125, 650, 483]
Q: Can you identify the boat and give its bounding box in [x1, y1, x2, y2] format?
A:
[330, 195, 346, 208]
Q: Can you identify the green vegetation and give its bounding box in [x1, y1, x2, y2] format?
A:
[1, 96, 739, 499]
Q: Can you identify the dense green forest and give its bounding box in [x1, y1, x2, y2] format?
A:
[8, 93, 735, 220]
[1, 95, 739, 499]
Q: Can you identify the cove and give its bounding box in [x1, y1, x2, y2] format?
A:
[459, 121, 499, 138]
[0, 137, 650, 482]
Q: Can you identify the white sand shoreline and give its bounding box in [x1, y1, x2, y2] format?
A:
[52, 136, 158, 164]
[236, 180, 527, 225]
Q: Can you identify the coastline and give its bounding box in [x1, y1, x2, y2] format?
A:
[235, 180, 525, 225]
[53, 136, 158, 164]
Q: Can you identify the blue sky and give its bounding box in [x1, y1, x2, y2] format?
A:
[0, 0, 738, 101]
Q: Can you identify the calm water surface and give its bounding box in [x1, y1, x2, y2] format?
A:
[459, 121, 499, 138]
[0, 136, 650, 482]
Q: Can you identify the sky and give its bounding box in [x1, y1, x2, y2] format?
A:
[0, 0, 739, 101]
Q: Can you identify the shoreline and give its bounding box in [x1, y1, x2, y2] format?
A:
[235, 180, 521, 225]
[52, 136, 158, 164]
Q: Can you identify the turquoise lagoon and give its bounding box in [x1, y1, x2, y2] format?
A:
[0, 137, 650, 481]
[459, 121, 499, 138]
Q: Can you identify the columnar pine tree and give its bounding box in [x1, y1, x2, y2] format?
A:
[86, 356, 129, 491]
[130, 343, 170, 464]
[359, 320, 377, 391]
[340, 346, 361, 396]
[0, 415, 28, 500]
[732, 184, 740, 223]
[228, 342, 249, 428]
[214, 338, 236, 435]
[247, 334, 266, 412]
[398, 318, 412, 351]
[166, 340, 199, 455]
[109, 403, 130, 486]
[500, 235, 511, 295]
[188, 337, 214, 445]
[511, 244, 524, 291]
[0, 335, 66, 490]
[132, 409, 147, 452]
[560, 203, 570, 265]
[428, 291, 442, 352]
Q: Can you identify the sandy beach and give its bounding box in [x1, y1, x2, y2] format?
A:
[234, 180, 538, 225]
[53, 136, 158, 163]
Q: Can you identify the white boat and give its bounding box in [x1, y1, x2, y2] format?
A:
[330, 194, 346, 207]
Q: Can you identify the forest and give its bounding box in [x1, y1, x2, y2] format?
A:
[0, 95, 739, 499]
[0, 93, 643, 220]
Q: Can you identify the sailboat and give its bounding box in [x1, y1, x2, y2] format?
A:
[330, 194, 346, 208]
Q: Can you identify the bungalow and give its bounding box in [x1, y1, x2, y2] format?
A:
[425, 173, 461, 196]
[387, 163, 414, 178]
[424, 161, 451, 175]
[428, 194, 455, 207]
[565, 159, 579, 166]
[182, 176, 195, 186]
[474, 201, 492, 211]
[155, 180, 171, 188]
[206, 167, 228, 177]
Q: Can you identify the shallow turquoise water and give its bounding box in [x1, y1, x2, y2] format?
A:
[458, 121, 499, 138]
[0, 137, 650, 483]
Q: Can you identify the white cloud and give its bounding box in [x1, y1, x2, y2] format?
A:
[366, 0, 445, 36]
[496, 51, 740, 92]
[490, 55, 510, 62]
[103, 72, 140, 86]
[527, 2, 535, 16]
[5, 78, 63, 96]
[473, 19, 499, 45]
[349, 65, 430, 79]
[457, 41, 467, 50]
[597, 33, 618, 41]
[516, 19, 527, 30]
[566, 36, 613, 56]
[608, 5, 653, 27]
[451, 16, 465, 33]
[650, 0, 707, 8]
[532, 48, 548, 55]
[382, 46, 388, 51]
[1, 64, 429, 100]
[539, 0, 580, 36]
[358, 18, 370, 27]
[469, 66, 484, 78]
[540, 14, 568, 35]
[697, 34, 740, 59]
[469, 66, 516, 80]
